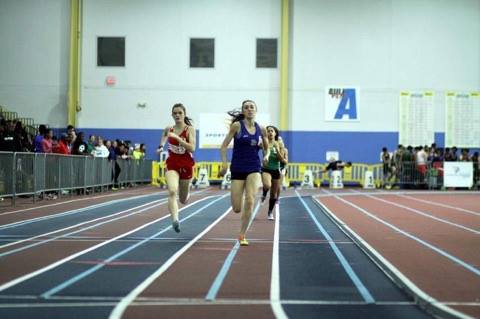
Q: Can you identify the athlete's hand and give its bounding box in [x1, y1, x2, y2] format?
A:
[262, 155, 269, 166]
[168, 132, 180, 141]
[218, 164, 228, 177]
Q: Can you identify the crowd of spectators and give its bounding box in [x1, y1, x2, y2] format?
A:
[0, 118, 33, 152]
[381, 143, 480, 189]
[1, 119, 146, 161]
[1, 118, 148, 193]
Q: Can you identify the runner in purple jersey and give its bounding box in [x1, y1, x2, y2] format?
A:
[219, 100, 270, 246]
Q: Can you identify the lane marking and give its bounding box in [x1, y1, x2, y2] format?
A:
[0, 199, 167, 257]
[270, 201, 288, 318]
[0, 193, 164, 230]
[350, 190, 480, 234]
[0, 191, 207, 254]
[295, 190, 375, 304]
[41, 195, 227, 298]
[0, 300, 431, 308]
[314, 190, 480, 198]
[0, 196, 216, 294]
[109, 194, 231, 319]
[333, 195, 480, 277]
[313, 196, 474, 319]
[0, 190, 165, 217]
[205, 201, 261, 301]
[399, 194, 480, 217]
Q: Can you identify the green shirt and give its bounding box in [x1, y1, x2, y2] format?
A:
[264, 145, 280, 170]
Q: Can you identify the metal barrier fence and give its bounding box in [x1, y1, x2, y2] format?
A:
[151, 161, 385, 188]
[152, 160, 480, 190]
[0, 152, 152, 205]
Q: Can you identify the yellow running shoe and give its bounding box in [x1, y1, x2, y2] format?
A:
[239, 236, 249, 246]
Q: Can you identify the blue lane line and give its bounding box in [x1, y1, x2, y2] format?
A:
[295, 191, 375, 304]
[205, 201, 261, 301]
[40, 195, 226, 298]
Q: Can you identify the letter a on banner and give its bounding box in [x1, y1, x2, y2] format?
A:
[334, 89, 357, 120]
[325, 87, 360, 121]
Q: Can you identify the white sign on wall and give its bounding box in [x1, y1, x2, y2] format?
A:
[326, 151, 339, 162]
[199, 113, 271, 148]
[325, 87, 360, 121]
[398, 91, 434, 146]
[445, 92, 480, 148]
[443, 162, 473, 188]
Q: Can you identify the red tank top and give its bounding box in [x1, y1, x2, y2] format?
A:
[167, 126, 194, 163]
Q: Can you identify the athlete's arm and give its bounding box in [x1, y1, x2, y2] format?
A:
[260, 126, 270, 165]
[277, 142, 288, 164]
[219, 122, 240, 177]
[157, 126, 169, 153]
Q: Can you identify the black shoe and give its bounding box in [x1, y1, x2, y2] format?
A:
[172, 220, 180, 233]
[261, 195, 266, 203]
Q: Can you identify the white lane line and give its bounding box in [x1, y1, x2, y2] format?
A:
[399, 194, 480, 217]
[270, 202, 288, 319]
[295, 191, 375, 304]
[0, 196, 217, 294]
[351, 191, 480, 235]
[41, 195, 229, 298]
[0, 192, 164, 229]
[205, 201, 261, 301]
[109, 194, 231, 319]
[313, 197, 474, 319]
[0, 199, 167, 256]
[334, 195, 480, 277]
[0, 189, 207, 251]
[315, 190, 480, 198]
[0, 300, 434, 308]
[0, 190, 166, 216]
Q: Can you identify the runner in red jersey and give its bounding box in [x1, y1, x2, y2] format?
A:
[158, 103, 195, 233]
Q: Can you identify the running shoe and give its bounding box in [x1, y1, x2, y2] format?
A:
[268, 213, 274, 220]
[239, 235, 249, 246]
[172, 220, 180, 233]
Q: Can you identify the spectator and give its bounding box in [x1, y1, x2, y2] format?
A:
[34, 124, 47, 153]
[108, 140, 121, 190]
[472, 152, 479, 188]
[41, 128, 54, 153]
[86, 134, 96, 155]
[53, 133, 71, 155]
[322, 160, 352, 173]
[460, 148, 470, 161]
[381, 147, 391, 185]
[72, 132, 89, 155]
[0, 120, 16, 152]
[14, 121, 32, 152]
[93, 137, 109, 158]
[132, 143, 145, 160]
[415, 146, 428, 175]
[67, 125, 76, 144]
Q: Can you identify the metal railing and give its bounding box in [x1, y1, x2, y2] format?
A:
[151, 160, 479, 190]
[0, 152, 152, 205]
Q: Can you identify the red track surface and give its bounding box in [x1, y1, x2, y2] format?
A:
[0, 186, 478, 318]
[318, 190, 480, 318]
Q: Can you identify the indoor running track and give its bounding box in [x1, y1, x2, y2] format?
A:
[0, 186, 476, 318]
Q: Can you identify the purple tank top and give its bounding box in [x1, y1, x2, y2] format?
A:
[231, 120, 261, 173]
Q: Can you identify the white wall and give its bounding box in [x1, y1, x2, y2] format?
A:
[1, 0, 478, 132]
[290, 0, 480, 132]
[80, 0, 281, 129]
[0, 0, 70, 127]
